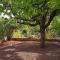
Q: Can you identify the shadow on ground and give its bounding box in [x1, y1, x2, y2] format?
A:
[0, 41, 60, 60]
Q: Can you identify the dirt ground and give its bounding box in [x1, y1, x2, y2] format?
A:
[0, 41, 60, 60]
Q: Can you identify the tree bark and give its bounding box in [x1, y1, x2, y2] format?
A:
[40, 25, 45, 48]
[40, 18, 46, 48]
[7, 35, 11, 41]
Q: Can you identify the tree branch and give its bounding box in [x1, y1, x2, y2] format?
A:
[12, 13, 38, 26]
[32, 0, 48, 8]
[45, 9, 60, 28]
[13, 13, 28, 20]
[18, 21, 38, 26]
[31, 13, 40, 21]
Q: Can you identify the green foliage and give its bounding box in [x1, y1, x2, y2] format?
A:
[0, 18, 18, 39]
[51, 16, 60, 37]
[0, 0, 60, 19]
[0, 0, 60, 39]
[12, 29, 22, 38]
[46, 15, 60, 38]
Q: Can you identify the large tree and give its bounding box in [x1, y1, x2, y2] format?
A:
[0, 0, 60, 48]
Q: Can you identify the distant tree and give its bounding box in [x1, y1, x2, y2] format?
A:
[0, 18, 18, 40]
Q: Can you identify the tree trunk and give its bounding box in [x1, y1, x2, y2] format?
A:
[40, 18, 46, 48]
[7, 35, 11, 41]
[40, 26, 45, 48]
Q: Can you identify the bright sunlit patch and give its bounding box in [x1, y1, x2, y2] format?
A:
[5, 54, 11, 58]
[4, 48, 15, 51]
[11, 14, 15, 18]
[0, 12, 10, 19]
[4, 14, 10, 19]
[7, 10, 10, 13]
[15, 52, 40, 60]
[1, 12, 4, 17]
[0, 59, 3, 60]
[45, 53, 52, 56]
[0, 4, 3, 7]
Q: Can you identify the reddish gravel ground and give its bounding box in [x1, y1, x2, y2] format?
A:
[0, 41, 60, 60]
